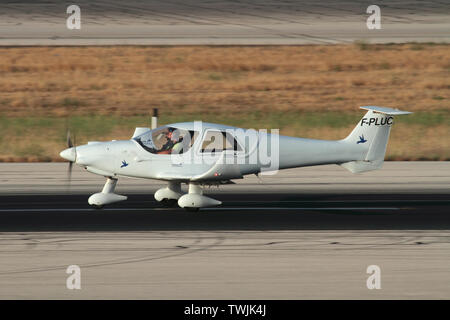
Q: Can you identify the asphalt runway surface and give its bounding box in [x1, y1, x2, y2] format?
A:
[0, 193, 449, 231]
[0, 0, 449, 45]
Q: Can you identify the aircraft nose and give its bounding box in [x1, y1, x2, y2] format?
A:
[60, 147, 76, 162]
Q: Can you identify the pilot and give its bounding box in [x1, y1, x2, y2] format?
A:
[157, 128, 184, 154]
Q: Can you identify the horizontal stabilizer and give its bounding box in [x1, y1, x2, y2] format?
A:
[360, 106, 412, 116]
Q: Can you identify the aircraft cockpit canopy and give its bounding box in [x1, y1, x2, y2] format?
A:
[134, 126, 198, 155]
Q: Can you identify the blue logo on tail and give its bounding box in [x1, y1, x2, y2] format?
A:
[357, 135, 367, 144]
[120, 160, 129, 168]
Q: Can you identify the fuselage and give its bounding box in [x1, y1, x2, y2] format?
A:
[60, 121, 368, 182]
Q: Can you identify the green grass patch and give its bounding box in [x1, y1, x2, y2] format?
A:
[0, 110, 448, 161]
[208, 73, 223, 81]
[61, 97, 85, 107]
[1, 109, 448, 137]
[398, 109, 449, 126]
[15, 144, 45, 157]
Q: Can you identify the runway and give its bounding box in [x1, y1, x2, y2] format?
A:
[0, 192, 449, 299]
[0, 162, 449, 299]
[0, 193, 449, 231]
[0, 0, 449, 45]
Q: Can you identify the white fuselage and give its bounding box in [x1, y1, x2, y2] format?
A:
[69, 133, 367, 182]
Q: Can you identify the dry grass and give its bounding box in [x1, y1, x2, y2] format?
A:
[0, 44, 448, 117]
[0, 44, 448, 161]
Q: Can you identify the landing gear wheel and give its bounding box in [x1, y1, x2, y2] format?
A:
[160, 198, 179, 207]
[92, 205, 104, 210]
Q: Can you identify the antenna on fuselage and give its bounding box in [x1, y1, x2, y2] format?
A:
[151, 108, 158, 129]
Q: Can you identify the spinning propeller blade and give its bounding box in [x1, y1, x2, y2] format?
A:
[67, 129, 74, 148]
[65, 129, 77, 185]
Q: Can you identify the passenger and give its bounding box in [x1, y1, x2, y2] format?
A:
[171, 136, 184, 154]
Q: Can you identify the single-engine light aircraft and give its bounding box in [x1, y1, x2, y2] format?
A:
[60, 106, 411, 210]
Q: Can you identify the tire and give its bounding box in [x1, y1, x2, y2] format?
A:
[160, 198, 178, 207]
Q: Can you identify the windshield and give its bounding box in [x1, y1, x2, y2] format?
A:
[134, 126, 198, 154]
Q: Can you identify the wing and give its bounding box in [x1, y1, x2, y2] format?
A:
[155, 152, 243, 182]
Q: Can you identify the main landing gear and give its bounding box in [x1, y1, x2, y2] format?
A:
[154, 181, 183, 207]
[155, 182, 221, 211]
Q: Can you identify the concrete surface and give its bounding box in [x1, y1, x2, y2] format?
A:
[0, 161, 448, 299]
[0, 229, 449, 299]
[0, 0, 449, 45]
[0, 162, 448, 195]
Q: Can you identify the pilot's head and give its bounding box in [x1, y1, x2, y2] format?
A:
[167, 128, 182, 142]
[166, 128, 175, 140]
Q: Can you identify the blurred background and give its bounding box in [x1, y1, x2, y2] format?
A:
[0, 0, 448, 162]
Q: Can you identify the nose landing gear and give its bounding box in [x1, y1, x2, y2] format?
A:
[88, 177, 127, 208]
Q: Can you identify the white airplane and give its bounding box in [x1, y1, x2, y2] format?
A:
[60, 106, 411, 211]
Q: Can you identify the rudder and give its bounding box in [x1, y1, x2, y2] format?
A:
[341, 106, 412, 173]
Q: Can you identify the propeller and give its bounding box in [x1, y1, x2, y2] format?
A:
[67, 129, 73, 148]
[65, 129, 77, 184]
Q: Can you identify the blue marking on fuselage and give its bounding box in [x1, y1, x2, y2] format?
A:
[357, 135, 367, 144]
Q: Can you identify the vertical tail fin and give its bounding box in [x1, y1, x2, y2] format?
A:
[341, 106, 412, 173]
